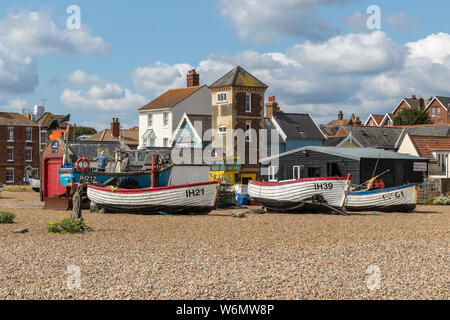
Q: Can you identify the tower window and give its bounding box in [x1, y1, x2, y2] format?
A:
[217, 93, 227, 103]
[245, 94, 251, 112]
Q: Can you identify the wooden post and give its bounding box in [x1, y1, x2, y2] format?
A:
[340, 173, 353, 209]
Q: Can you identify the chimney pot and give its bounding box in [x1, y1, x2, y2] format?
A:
[187, 69, 200, 87]
[265, 96, 280, 118]
[338, 110, 344, 121]
[111, 118, 120, 138]
[411, 95, 416, 100]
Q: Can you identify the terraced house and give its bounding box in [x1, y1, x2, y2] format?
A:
[0, 113, 40, 185]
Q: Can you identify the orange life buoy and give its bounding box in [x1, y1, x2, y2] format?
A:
[76, 157, 90, 172]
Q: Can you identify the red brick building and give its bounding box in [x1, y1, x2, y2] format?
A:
[0, 113, 40, 184]
[425, 96, 450, 124]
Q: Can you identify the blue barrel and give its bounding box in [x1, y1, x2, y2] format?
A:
[236, 193, 249, 206]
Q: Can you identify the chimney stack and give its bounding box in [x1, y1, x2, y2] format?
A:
[187, 69, 200, 87]
[411, 95, 417, 100]
[338, 110, 344, 121]
[418, 96, 425, 109]
[111, 118, 120, 138]
[266, 96, 280, 118]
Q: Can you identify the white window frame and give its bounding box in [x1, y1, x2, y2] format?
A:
[245, 122, 252, 142]
[7, 147, 14, 162]
[437, 108, 441, 117]
[163, 137, 169, 147]
[26, 128, 33, 142]
[6, 168, 14, 184]
[149, 138, 156, 147]
[25, 147, 33, 162]
[163, 112, 169, 128]
[293, 165, 304, 180]
[218, 126, 227, 134]
[217, 92, 227, 103]
[245, 94, 251, 112]
[7, 127, 14, 142]
[40, 130, 47, 145]
[432, 108, 436, 117]
[268, 166, 278, 182]
[148, 113, 153, 128]
[143, 138, 148, 147]
[370, 120, 374, 126]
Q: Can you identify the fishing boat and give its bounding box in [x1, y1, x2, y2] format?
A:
[87, 181, 220, 214]
[343, 183, 417, 212]
[248, 177, 349, 211]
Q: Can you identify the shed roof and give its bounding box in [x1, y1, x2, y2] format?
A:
[210, 66, 268, 88]
[260, 146, 427, 163]
[138, 85, 205, 111]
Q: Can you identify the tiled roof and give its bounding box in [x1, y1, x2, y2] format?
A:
[409, 135, 450, 163]
[139, 85, 205, 111]
[272, 113, 325, 140]
[36, 112, 67, 127]
[84, 128, 139, 147]
[210, 66, 268, 88]
[324, 136, 346, 146]
[343, 126, 404, 149]
[404, 98, 420, 108]
[319, 125, 340, 137]
[435, 96, 450, 110]
[0, 112, 38, 126]
[366, 114, 385, 126]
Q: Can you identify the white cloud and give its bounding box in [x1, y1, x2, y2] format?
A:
[0, 11, 110, 56]
[406, 32, 450, 64]
[0, 44, 38, 94]
[131, 62, 193, 95]
[288, 31, 407, 75]
[0, 98, 29, 112]
[219, 0, 356, 43]
[66, 70, 104, 86]
[60, 71, 147, 112]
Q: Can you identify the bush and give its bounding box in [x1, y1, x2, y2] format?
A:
[432, 195, 450, 205]
[47, 217, 87, 234]
[0, 210, 16, 223]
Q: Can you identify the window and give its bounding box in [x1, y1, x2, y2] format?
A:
[25, 168, 32, 182]
[308, 167, 321, 177]
[432, 108, 436, 117]
[7, 127, 14, 141]
[245, 123, 252, 142]
[218, 126, 227, 134]
[245, 94, 251, 112]
[370, 120, 374, 126]
[163, 138, 169, 147]
[433, 152, 447, 172]
[143, 139, 148, 146]
[26, 128, 33, 142]
[149, 138, 155, 147]
[293, 165, 304, 180]
[268, 166, 278, 181]
[7, 147, 14, 161]
[6, 169, 14, 183]
[437, 108, 441, 117]
[297, 127, 304, 133]
[388, 120, 393, 126]
[163, 113, 169, 127]
[148, 114, 153, 128]
[25, 147, 33, 162]
[217, 92, 227, 103]
[41, 131, 47, 145]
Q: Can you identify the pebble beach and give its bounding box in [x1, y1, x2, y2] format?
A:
[0, 191, 448, 300]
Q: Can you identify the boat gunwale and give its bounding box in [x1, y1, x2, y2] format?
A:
[347, 183, 416, 195]
[249, 176, 348, 187]
[87, 181, 219, 194]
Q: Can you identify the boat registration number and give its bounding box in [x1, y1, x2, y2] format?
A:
[79, 176, 98, 184]
[314, 183, 334, 191]
[186, 188, 205, 197]
[382, 191, 404, 200]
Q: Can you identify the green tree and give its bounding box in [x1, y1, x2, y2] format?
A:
[393, 107, 432, 126]
[74, 126, 97, 139]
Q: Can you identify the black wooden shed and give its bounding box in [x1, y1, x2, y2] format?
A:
[259, 146, 428, 188]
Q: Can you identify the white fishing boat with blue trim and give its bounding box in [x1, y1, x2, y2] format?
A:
[343, 183, 417, 212]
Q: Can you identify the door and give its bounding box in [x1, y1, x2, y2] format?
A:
[44, 158, 64, 198]
[395, 160, 405, 186]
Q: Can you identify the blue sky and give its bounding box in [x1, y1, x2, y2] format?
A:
[0, 0, 449, 129]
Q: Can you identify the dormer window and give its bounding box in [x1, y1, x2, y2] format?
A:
[297, 127, 303, 133]
[217, 93, 227, 103]
[218, 126, 227, 134]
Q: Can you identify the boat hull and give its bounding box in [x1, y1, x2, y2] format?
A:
[248, 177, 348, 211]
[87, 181, 219, 214]
[345, 184, 417, 212]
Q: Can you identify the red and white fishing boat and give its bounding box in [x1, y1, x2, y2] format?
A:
[248, 177, 349, 211]
[87, 181, 220, 214]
